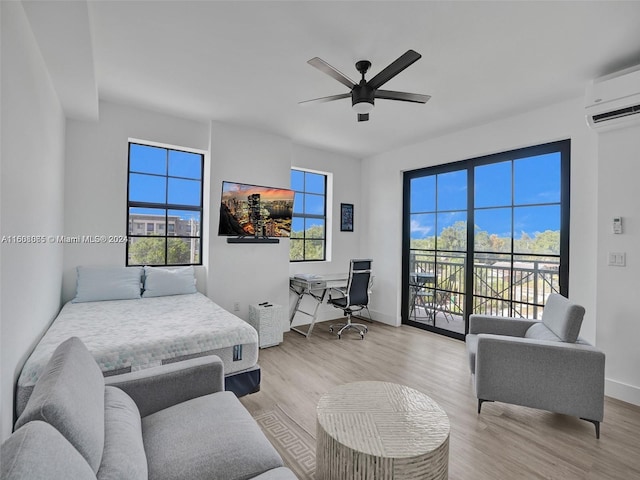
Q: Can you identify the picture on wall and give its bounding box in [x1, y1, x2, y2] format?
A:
[341, 203, 354, 232]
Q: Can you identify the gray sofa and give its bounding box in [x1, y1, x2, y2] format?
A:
[1, 337, 298, 480]
[466, 293, 605, 438]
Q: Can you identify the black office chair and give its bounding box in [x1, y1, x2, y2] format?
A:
[328, 259, 372, 339]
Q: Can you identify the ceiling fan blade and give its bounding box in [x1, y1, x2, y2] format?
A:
[375, 90, 431, 104]
[307, 57, 355, 89]
[358, 113, 369, 122]
[367, 50, 422, 90]
[299, 93, 351, 105]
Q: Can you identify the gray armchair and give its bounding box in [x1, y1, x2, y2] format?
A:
[2, 337, 297, 480]
[466, 294, 605, 438]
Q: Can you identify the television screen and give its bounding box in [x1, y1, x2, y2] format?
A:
[218, 181, 295, 237]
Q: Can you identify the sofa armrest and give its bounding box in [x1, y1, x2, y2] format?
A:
[468, 314, 537, 336]
[105, 354, 225, 417]
[475, 334, 605, 421]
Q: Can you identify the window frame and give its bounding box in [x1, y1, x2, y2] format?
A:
[290, 168, 328, 262]
[402, 139, 570, 339]
[126, 141, 204, 267]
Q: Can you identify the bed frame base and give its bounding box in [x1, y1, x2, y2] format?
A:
[225, 365, 261, 397]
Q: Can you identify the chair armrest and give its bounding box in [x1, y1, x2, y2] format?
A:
[105, 354, 225, 417]
[475, 335, 605, 420]
[468, 314, 537, 336]
[328, 287, 346, 300]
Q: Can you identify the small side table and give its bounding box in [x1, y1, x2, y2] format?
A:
[316, 381, 449, 480]
[248, 304, 284, 348]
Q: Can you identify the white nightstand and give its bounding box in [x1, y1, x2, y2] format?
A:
[248, 303, 284, 348]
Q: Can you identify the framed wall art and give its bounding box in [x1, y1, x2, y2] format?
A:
[340, 203, 354, 232]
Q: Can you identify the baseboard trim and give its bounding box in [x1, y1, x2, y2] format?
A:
[366, 309, 400, 327]
[605, 378, 640, 406]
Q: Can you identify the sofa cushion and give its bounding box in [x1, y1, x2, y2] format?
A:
[142, 391, 284, 480]
[14, 337, 105, 473]
[541, 294, 585, 343]
[524, 322, 562, 342]
[97, 386, 147, 480]
[1, 421, 95, 480]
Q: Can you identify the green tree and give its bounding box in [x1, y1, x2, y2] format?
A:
[438, 221, 467, 251]
[532, 230, 560, 254]
[514, 232, 534, 253]
[289, 225, 324, 261]
[129, 237, 191, 265]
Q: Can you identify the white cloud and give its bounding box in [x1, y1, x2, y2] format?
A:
[410, 220, 432, 237]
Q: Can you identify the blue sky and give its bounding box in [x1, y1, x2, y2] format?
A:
[129, 144, 202, 221]
[410, 153, 561, 239]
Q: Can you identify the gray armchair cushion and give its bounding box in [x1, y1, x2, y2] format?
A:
[1, 421, 95, 480]
[97, 386, 147, 480]
[142, 391, 284, 480]
[14, 337, 105, 473]
[524, 322, 561, 342]
[541, 293, 585, 343]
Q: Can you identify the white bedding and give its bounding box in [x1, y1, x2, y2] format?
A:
[18, 292, 258, 389]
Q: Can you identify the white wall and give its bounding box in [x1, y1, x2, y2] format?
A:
[63, 101, 211, 302]
[207, 122, 293, 325]
[596, 125, 640, 405]
[0, 1, 66, 439]
[363, 96, 640, 405]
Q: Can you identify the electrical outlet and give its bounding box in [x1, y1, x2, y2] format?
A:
[233, 302, 240, 312]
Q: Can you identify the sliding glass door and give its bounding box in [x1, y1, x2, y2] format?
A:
[405, 171, 468, 337]
[402, 140, 570, 340]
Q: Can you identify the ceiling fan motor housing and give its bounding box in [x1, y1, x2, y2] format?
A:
[352, 82, 375, 108]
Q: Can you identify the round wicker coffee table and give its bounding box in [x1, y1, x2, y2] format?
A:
[316, 381, 449, 480]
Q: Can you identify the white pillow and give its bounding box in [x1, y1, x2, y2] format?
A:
[142, 266, 197, 298]
[73, 266, 143, 303]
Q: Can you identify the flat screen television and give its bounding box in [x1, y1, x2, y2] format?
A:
[218, 181, 295, 238]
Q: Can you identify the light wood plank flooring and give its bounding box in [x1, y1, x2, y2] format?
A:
[240, 320, 640, 480]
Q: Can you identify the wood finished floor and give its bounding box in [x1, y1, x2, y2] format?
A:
[240, 320, 640, 480]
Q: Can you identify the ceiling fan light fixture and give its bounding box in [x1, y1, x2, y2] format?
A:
[352, 100, 374, 114]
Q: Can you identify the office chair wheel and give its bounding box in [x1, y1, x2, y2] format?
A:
[329, 327, 334, 333]
[337, 334, 341, 339]
[360, 333, 365, 339]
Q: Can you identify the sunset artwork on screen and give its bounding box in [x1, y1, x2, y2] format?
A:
[218, 181, 295, 238]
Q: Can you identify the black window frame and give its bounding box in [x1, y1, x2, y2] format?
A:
[290, 168, 327, 262]
[402, 139, 571, 339]
[126, 142, 204, 266]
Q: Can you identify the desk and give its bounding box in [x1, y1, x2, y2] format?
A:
[289, 273, 348, 338]
[316, 381, 450, 479]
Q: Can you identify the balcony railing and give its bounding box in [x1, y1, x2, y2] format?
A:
[409, 249, 560, 321]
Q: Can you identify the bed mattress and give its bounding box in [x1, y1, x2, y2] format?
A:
[17, 292, 258, 414]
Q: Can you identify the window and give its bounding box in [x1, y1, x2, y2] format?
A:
[127, 142, 204, 266]
[403, 140, 570, 340]
[290, 168, 327, 261]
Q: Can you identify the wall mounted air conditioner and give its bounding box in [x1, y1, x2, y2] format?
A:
[585, 65, 640, 131]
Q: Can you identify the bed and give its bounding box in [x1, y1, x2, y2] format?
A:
[16, 266, 261, 416]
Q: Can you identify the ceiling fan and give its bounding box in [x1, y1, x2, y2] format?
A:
[300, 49, 431, 122]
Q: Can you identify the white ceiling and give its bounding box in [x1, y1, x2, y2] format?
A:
[24, 1, 640, 158]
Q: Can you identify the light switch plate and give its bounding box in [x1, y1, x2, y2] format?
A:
[608, 252, 626, 266]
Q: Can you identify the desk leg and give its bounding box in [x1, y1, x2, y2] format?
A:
[289, 287, 327, 338]
[289, 286, 305, 324]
